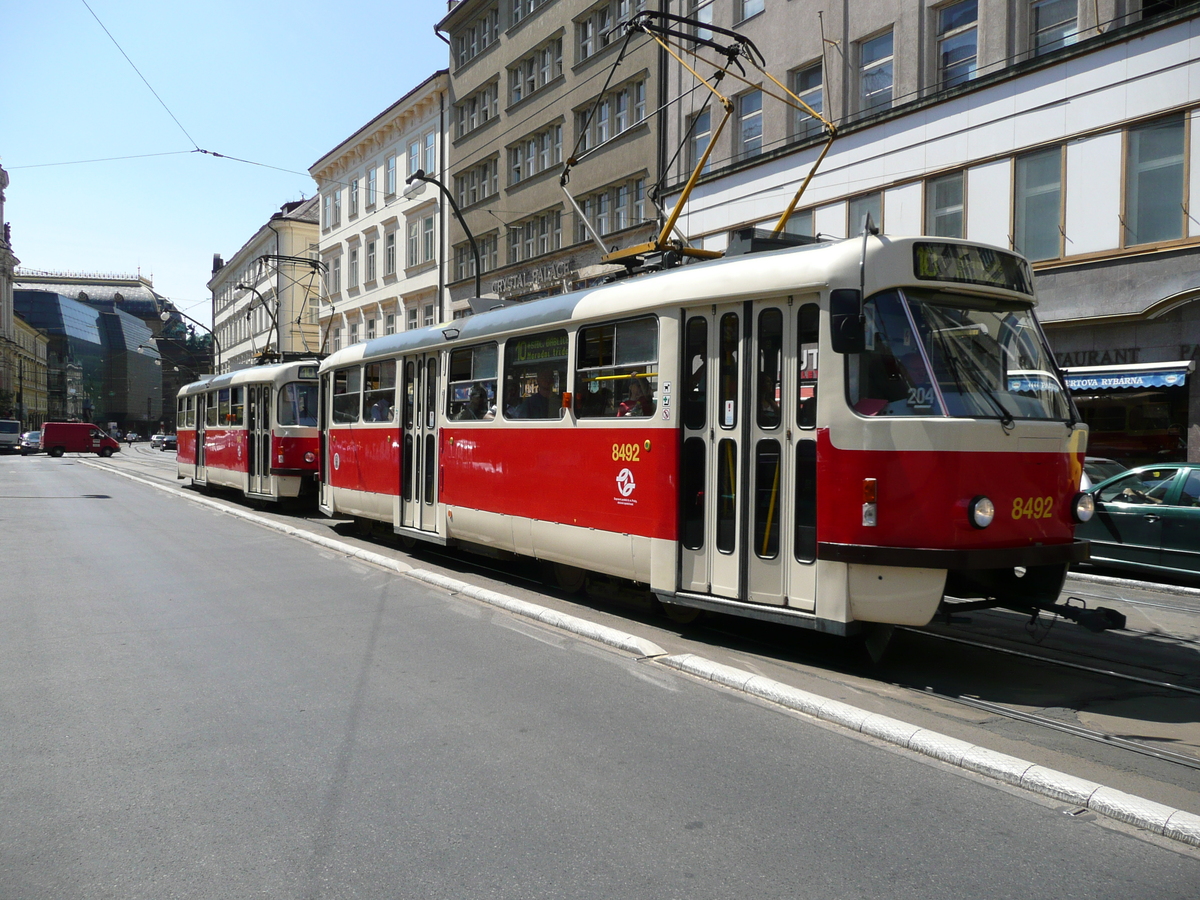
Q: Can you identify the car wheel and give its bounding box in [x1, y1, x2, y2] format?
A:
[99, 447, 113, 458]
[50, 447, 64, 458]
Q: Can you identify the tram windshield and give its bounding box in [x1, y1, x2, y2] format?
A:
[848, 289, 1071, 420]
[278, 381, 318, 427]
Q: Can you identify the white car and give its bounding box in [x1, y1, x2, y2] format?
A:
[150, 434, 167, 449]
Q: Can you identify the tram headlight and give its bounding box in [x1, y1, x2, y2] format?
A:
[968, 495, 995, 529]
[304, 451, 316, 464]
[1072, 492, 1095, 523]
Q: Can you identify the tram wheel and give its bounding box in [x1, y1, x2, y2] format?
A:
[398, 534, 418, 551]
[861, 623, 895, 665]
[660, 602, 702, 625]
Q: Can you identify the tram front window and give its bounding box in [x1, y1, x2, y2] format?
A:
[278, 382, 318, 427]
[848, 289, 1071, 421]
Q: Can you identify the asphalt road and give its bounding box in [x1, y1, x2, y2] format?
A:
[2, 454, 1198, 899]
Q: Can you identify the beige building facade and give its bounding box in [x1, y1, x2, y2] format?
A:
[209, 197, 322, 373]
[438, 0, 662, 307]
[309, 71, 451, 352]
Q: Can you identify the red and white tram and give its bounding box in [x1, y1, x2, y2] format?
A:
[318, 234, 1097, 634]
[176, 359, 320, 501]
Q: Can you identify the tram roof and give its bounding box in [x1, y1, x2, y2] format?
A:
[320, 234, 1031, 371]
[177, 358, 320, 397]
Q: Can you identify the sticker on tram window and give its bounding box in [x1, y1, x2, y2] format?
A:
[1011, 496, 1053, 520]
[612, 443, 641, 462]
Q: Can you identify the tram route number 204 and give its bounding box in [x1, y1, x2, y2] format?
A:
[1012, 496, 1053, 520]
[612, 443, 641, 462]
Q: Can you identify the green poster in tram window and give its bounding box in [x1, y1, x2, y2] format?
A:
[513, 333, 568, 364]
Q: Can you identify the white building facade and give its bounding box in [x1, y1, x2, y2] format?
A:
[662, 1, 1200, 465]
[309, 71, 452, 355]
[209, 198, 321, 373]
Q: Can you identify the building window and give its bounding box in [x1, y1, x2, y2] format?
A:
[848, 192, 882, 234]
[386, 314, 396, 335]
[367, 168, 377, 207]
[509, 38, 562, 106]
[737, 0, 764, 22]
[791, 63, 823, 139]
[367, 318, 376, 340]
[938, 1, 977, 88]
[332, 327, 342, 352]
[508, 210, 561, 264]
[386, 232, 396, 275]
[424, 304, 435, 327]
[331, 257, 341, 294]
[689, 110, 712, 173]
[386, 156, 397, 195]
[348, 247, 359, 289]
[408, 140, 421, 178]
[456, 157, 500, 207]
[1031, 0, 1077, 55]
[784, 208, 814, 237]
[407, 221, 420, 268]
[454, 5, 499, 68]
[859, 31, 894, 114]
[407, 307, 418, 331]
[926, 172, 965, 237]
[323, 194, 331, 229]
[423, 216, 435, 262]
[425, 132, 436, 174]
[738, 90, 763, 160]
[349, 178, 360, 217]
[1125, 114, 1185, 247]
[577, 179, 645, 242]
[456, 82, 499, 139]
[456, 233, 499, 282]
[511, 0, 551, 26]
[1014, 148, 1062, 261]
[366, 240, 377, 282]
[332, 189, 342, 227]
[509, 124, 563, 185]
[576, 80, 646, 152]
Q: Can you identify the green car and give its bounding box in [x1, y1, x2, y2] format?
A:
[1077, 464, 1200, 580]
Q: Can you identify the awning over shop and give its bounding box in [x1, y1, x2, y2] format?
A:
[1061, 360, 1195, 391]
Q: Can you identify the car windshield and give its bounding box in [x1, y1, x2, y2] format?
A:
[847, 289, 1072, 420]
[0, 422, 19, 434]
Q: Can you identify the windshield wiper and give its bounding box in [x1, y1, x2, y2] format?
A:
[936, 336, 1015, 430]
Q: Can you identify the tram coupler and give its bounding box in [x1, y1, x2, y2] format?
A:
[1021, 599, 1127, 633]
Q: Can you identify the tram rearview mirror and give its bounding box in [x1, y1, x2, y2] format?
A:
[830, 289, 865, 354]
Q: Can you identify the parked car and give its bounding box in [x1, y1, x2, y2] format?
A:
[0, 419, 20, 453]
[19, 431, 42, 454]
[1076, 464, 1200, 580]
[161, 434, 177, 451]
[41, 422, 122, 458]
[1080, 456, 1127, 490]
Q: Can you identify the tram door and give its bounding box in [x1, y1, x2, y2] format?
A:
[194, 392, 208, 485]
[679, 300, 819, 611]
[400, 353, 439, 532]
[247, 384, 270, 495]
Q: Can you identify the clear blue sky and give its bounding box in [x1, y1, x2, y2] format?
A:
[1, 0, 451, 327]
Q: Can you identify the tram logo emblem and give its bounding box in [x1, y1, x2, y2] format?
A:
[616, 467, 636, 498]
[333, 452, 340, 471]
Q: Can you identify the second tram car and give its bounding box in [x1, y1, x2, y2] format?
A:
[176, 359, 321, 501]
[317, 234, 1094, 634]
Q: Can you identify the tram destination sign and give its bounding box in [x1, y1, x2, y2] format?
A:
[913, 242, 1033, 295]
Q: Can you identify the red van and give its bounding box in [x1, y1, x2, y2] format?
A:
[40, 422, 122, 458]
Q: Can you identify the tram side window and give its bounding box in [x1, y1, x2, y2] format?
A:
[332, 367, 362, 424]
[576, 317, 658, 419]
[718, 313, 740, 428]
[186, 396, 196, 428]
[364, 361, 397, 422]
[229, 387, 244, 427]
[756, 309, 782, 429]
[218, 389, 232, 426]
[205, 392, 218, 427]
[177, 398, 185, 431]
[447, 343, 498, 421]
[684, 316, 707, 430]
[278, 382, 318, 427]
[503, 330, 569, 420]
[797, 303, 819, 429]
[847, 291, 943, 417]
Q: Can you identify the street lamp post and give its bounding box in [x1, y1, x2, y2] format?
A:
[405, 168, 481, 300]
[161, 308, 221, 373]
